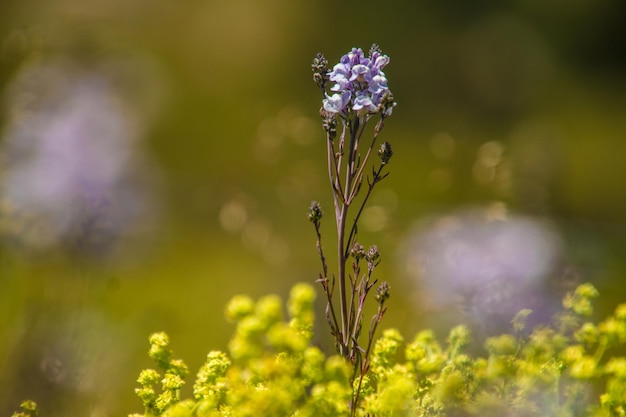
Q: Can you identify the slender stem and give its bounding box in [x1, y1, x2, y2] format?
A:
[344, 118, 368, 204]
[314, 221, 341, 338]
[337, 203, 349, 353]
[348, 118, 367, 184]
[351, 272, 371, 346]
[327, 119, 351, 355]
[344, 118, 357, 193]
[327, 133, 345, 208]
[351, 373, 365, 416]
[351, 302, 385, 416]
[336, 117, 364, 355]
[325, 123, 350, 354]
[344, 164, 386, 259]
[347, 123, 382, 204]
[347, 262, 359, 354]
[314, 223, 329, 281]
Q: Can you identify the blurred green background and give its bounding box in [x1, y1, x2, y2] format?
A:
[1, 0, 625, 415]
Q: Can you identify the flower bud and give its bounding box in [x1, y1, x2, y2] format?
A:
[369, 43, 383, 58]
[350, 243, 366, 261]
[311, 53, 328, 90]
[308, 201, 323, 224]
[320, 109, 337, 140]
[375, 281, 390, 304]
[378, 141, 393, 165]
[366, 245, 380, 263]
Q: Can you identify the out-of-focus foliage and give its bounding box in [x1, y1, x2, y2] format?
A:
[1, 0, 625, 415]
[70, 283, 626, 416]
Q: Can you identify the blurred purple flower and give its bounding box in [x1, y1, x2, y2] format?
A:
[0, 58, 161, 252]
[403, 205, 564, 332]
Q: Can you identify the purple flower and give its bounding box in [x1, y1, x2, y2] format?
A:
[323, 45, 395, 118]
[368, 74, 388, 92]
[329, 63, 350, 91]
[350, 64, 370, 83]
[323, 91, 351, 114]
[0, 57, 160, 250]
[353, 91, 377, 115]
[371, 54, 390, 73]
[343, 47, 365, 67]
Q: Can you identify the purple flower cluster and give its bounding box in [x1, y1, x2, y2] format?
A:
[323, 47, 394, 118]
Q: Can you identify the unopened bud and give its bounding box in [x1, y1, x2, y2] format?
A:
[375, 281, 390, 304]
[378, 141, 393, 165]
[320, 109, 337, 140]
[350, 243, 366, 261]
[366, 245, 380, 263]
[312, 53, 328, 90]
[308, 201, 323, 224]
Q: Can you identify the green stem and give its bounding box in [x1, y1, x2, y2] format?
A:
[337, 202, 349, 354]
[344, 164, 386, 259]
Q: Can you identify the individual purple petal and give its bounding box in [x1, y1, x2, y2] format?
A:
[331, 77, 351, 92]
[372, 55, 390, 72]
[353, 92, 377, 114]
[329, 62, 351, 92]
[349, 64, 370, 82]
[368, 74, 388, 92]
[370, 89, 383, 106]
[323, 91, 351, 114]
[347, 48, 364, 67]
[329, 63, 349, 80]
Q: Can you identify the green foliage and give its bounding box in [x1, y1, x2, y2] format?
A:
[117, 283, 626, 416]
[11, 282, 626, 416]
[131, 332, 190, 416]
[11, 400, 38, 417]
